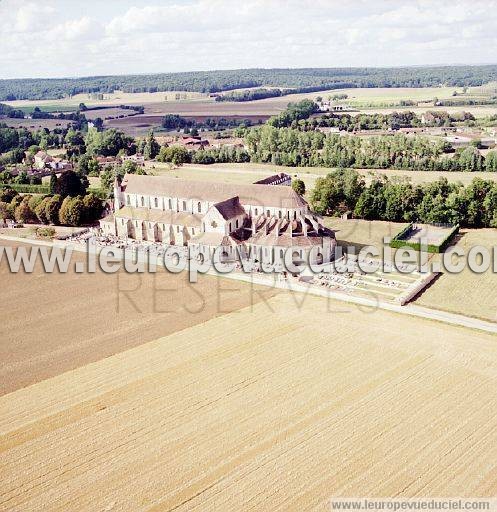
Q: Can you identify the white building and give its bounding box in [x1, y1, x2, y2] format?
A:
[100, 173, 336, 266]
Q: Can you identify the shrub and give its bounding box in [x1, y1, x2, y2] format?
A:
[36, 226, 56, 239]
[14, 196, 36, 223]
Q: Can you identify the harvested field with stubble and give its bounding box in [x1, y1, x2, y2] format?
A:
[416, 229, 497, 322]
[0, 240, 277, 395]
[2, 293, 497, 511]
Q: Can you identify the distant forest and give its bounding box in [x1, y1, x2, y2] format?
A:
[2, 65, 497, 101]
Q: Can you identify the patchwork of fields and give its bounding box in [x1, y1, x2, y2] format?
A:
[0, 240, 277, 395]
[4, 83, 497, 135]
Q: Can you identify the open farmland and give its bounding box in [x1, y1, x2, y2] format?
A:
[4, 83, 497, 136]
[415, 229, 497, 322]
[0, 118, 74, 130]
[0, 240, 277, 395]
[147, 162, 497, 192]
[2, 293, 497, 511]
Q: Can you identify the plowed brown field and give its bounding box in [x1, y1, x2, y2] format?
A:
[0, 241, 277, 395]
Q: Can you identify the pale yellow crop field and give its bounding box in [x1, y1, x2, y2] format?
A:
[2, 293, 497, 511]
[3, 90, 208, 109]
[323, 217, 408, 254]
[416, 229, 497, 322]
[145, 162, 496, 193]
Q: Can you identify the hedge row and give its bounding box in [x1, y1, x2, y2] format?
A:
[0, 183, 50, 194]
[390, 223, 459, 253]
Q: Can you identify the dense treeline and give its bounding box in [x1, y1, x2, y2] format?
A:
[215, 88, 284, 102]
[156, 145, 250, 165]
[311, 169, 497, 228]
[0, 102, 24, 118]
[267, 100, 318, 128]
[2, 65, 497, 100]
[214, 84, 358, 102]
[244, 125, 497, 172]
[161, 114, 256, 132]
[301, 110, 475, 131]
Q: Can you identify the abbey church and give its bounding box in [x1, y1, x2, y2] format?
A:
[100, 173, 336, 265]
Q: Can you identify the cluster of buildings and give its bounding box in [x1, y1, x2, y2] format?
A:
[100, 172, 336, 266]
[95, 154, 145, 167]
[33, 151, 73, 172]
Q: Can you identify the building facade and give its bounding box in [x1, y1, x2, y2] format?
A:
[100, 173, 336, 266]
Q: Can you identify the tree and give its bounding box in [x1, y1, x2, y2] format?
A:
[49, 172, 57, 194]
[485, 151, 497, 172]
[45, 195, 62, 224]
[100, 167, 115, 195]
[157, 145, 190, 165]
[14, 196, 36, 223]
[122, 160, 139, 174]
[77, 154, 101, 176]
[85, 128, 134, 157]
[83, 193, 103, 223]
[310, 169, 364, 215]
[0, 201, 11, 220]
[292, 179, 306, 196]
[143, 130, 160, 160]
[35, 196, 52, 224]
[55, 170, 87, 197]
[0, 188, 18, 203]
[353, 178, 386, 220]
[59, 196, 85, 226]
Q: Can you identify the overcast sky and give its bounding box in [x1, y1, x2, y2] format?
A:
[1, 0, 496, 79]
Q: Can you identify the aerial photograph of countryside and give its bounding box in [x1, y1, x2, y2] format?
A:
[2, 1, 497, 511]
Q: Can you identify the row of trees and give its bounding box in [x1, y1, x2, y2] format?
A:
[297, 110, 476, 132]
[161, 114, 256, 132]
[245, 125, 497, 172]
[0, 188, 103, 227]
[311, 169, 497, 228]
[155, 145, 250, 166]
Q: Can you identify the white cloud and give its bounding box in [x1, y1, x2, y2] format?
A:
[0, 0, 496, 78]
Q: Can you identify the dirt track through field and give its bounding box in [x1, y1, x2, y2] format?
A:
[0, 240, 277, 395]
[1, 293, 497, 511]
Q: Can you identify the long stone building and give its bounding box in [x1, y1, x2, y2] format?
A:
[100, 173, 336, 265]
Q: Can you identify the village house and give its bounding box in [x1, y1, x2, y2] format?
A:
[33, 151, 72, 172]
[96, 156, 122, 166]
[100, 173, 336, 266]
[34, 151, 53, 170]
[179, 136, 210, 149]
[122, 154, 145, 166]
